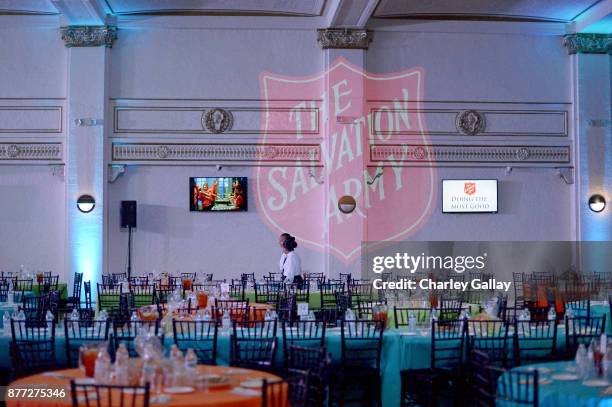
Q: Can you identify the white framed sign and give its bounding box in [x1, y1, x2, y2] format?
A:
[297, 302, 309, 317]
[442, 179, 498, 213]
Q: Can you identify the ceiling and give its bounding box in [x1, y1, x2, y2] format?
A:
[373, 0, 603, 23]
[0, 0, 608, 28]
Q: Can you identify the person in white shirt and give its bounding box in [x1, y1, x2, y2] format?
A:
[279, 233, 303, 286]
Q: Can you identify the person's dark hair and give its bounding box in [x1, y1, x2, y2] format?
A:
[281, 233, 298, 251]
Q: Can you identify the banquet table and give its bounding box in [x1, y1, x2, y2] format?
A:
[498, 361, 612, 407]
[590, 302, 612, 336]
[5, 365, 284, 407]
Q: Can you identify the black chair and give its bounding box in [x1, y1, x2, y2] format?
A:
[180, 272, 196, 281]
[286, 345, 330, 406]
[70, 381, 150, 407]
[394, 307, 431, 329]
[513, 320, 557, 365]
[13, 278, 33, 292]
[0, 280, 9, 302]
[20, 294, 49, 326]
[10, 319, 57, 378]
[355, 299, 387, 320]
[468, 350, 499, 407]
[97, 283, 123, 311]
[282, 320, 326, 364]
[565, 315, 606, 356]
[564, 299, 590, 318]
[241, 272, 255, 286]
[262, 369, 309, 407]
[38, 274, 59, 294]
[287, 282, 309, 303]
[466, 320, 510, 366]
[319, 282, 345, 311]
[213, 299, 249, 324]
[83, 281, 92, 309]
[332, 319, 384, 406]
[349, 283, 373, 307]
[173, 320, 218, 365]
[276, 291, 296, 324]
[400, 320, 466, 407]
[59, 272, 83, 315]
[230, 319, 277, 372]
[64, 318, 110, 367]
[112, 320, 161, 357]
[111, 272, 128, 283]
[496, 369, 538, 406]
[130, 284, 156, 308]
[255, 282, 284, 306]
[229, 280, 245, 300]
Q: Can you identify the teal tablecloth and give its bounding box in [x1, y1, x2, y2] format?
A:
[591, 303, 612, 336]
[499, 361, 612, 407]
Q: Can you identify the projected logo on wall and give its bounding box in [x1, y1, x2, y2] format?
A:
[190, 177, 247, 212]
[256, 57, 435, 262]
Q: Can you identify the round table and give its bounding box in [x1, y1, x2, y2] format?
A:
[6, 365, 283, 407]
[500, 361, 612, 407]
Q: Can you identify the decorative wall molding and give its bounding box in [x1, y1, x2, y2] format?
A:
[60, 25, 117, 48]
[563, 34, 611, 55]
[557, 167, 574, 185]
[114, 106, 319, 136]
[370, 108, 567, 137]
[0, 106, 62, 133]
[49, 164, 65, 179]
[455, 110, 486, 136]
[317, 28, 373, 49]
[370, 144, 570, 165]
[109, 165, 126, 183]
[112, 143, 321, 163]
[202, 108, 233, 133]
[0, 143, 62, 161]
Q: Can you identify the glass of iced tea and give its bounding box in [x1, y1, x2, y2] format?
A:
[372, 304, 388, 329]
[182, 278, 193, 291]
[79, 343, 100, 378]
[196, 291, 208, 309]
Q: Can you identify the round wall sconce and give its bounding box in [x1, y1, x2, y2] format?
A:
[338, 195, 356, 214]
[588, 194, 606, 213]
[77, 195, 96, 213]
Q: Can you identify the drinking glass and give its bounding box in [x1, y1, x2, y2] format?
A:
[79, 343, 100, 378]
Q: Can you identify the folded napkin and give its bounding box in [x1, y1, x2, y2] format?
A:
[231, 387, 260, 397]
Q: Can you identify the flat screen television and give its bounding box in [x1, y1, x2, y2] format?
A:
[190, 177, 247, 212]
[442, 179, 498, 213]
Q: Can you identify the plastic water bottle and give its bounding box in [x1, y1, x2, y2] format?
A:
[45, 310, 54, 333]
[195, 310, 204, 321]
[221, 310, 231, 333]
[345, 308, 356, 333]
[2, 312, 11, 334]
[170, 345, 185, 386]
[130, 311, 139, 322]
[15, 309, 25, 321]
[98, 309, 108, 322]
[547, 307, 556, 322]
[203, 309, 211, 321]
[566, 307, 574, 319]
[7, 280, 14, 304]
[94, 345, 111, 384]
[70, 308, 79, 321]
[185, 348, 198, 377]
[519, 308, 530, 321]
[113, 343, 130, 385]
[408, 312, 417, 334]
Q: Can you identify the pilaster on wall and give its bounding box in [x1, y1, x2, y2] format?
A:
[318, 29, 372, 277]
[564, 33, 611, 270]
[64, 26, 115, 294]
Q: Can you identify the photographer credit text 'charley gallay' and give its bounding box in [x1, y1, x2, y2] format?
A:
[370, 252, 512, 292]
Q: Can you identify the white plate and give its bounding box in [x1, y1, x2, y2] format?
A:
[164, 386, 194, 394]
[552, 374, 579, 381]
[122, 388, 146, 395]
[400, 332, 417, 336]
[583, 380, 609, 387]
[231, 387, 260, 397]
[225, 369, 250, 375]
[74, 378, 96, 385]
[240, 379, 263, 388]
[525, 367, 553, 374]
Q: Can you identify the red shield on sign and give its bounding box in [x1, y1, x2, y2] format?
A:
[464, 182, 476, 196]
[256, 57, 435, 263]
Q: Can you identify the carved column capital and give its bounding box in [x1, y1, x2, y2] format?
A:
[317, 28, 373, 50]
[60, 25, 118, 48]
[563, 33, 611, 55]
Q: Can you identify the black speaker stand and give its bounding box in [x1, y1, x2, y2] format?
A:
[127, 226, 132, 281]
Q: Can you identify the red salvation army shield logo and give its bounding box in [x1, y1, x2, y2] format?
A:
[464, 182, 477, 196]
[256, 57, 436, 263]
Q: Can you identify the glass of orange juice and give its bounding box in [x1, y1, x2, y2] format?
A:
[196, 291, 208, 309]
[182, 278, 193, 291]
[79, 343, 100, 377]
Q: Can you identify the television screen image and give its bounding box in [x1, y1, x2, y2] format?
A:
[190, 177, 247, 212]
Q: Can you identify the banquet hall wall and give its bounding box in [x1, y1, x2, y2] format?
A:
[0, 17, 597, 283]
